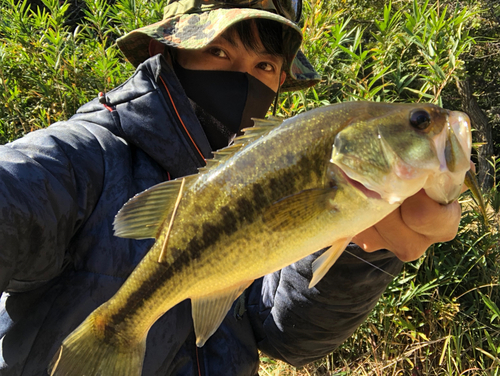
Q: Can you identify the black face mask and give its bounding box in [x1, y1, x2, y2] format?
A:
[173, 60, 277, 150]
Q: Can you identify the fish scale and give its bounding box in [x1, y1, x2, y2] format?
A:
[49, 101, 476, 376]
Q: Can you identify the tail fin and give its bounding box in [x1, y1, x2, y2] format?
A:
[48, 315, 146, 376]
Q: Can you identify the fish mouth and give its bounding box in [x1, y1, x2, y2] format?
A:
[423, 110, 472, 204]
[337, 167, 382, 200]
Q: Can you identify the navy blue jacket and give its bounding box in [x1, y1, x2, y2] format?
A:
[0, 54, 403, 375]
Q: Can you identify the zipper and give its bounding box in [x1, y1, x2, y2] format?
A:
[158, 75, 206, 166]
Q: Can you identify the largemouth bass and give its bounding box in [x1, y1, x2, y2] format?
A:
[49, 101, 474, 376]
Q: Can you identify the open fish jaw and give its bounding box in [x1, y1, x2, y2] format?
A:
[423, 111, 472, 204]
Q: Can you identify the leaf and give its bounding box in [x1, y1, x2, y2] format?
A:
[481, 293, 500, 323]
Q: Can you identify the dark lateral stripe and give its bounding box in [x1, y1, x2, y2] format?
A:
[180, 152, 324, 264]
[106, 265, 167, 333]
[105, 252, 189, 335]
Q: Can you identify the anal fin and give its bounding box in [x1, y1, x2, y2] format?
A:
[191, 280, 253, 347]
[309, 237, 351, 288]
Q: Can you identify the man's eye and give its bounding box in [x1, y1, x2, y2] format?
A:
[209, 48, 227, 58]
[258, 62, 274, 72]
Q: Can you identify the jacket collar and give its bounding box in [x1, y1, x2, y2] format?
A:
[75, 54, 213, 178]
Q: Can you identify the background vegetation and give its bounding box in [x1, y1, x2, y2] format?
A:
[1, 0, 499, 374]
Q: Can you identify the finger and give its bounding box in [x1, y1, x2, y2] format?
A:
[372, 208, 431, 261]
[400, 190, 461, 242]
[353, 208, 431, 262]
[352, 226, 388, 254]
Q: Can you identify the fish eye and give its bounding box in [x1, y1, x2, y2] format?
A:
[409, 109, 431, 130]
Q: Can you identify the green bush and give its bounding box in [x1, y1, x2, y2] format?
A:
[276, 0, 479, 116]
[0, 0, 151, 143]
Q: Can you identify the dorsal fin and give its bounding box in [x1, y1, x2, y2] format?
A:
[198, 144, 245, 174]
[198, 117, 283, 174]
[113, 175, 197, 239]
[234, 117, 283, 145]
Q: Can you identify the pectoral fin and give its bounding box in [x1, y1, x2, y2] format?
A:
[263, 188, 337, 232]
[191, 280, 253, 347]
[113, 176, 195, 239]
[309, 237, 351, 288]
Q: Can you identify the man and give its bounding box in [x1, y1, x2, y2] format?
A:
[0, 0, 463, 375]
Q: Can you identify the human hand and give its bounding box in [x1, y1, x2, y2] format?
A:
[352, 163, 474, 262]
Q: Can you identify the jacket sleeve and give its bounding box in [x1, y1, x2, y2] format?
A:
[247, 244, 403, 367]
[0, 123, 105, 294]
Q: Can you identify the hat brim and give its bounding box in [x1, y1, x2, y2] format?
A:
[117, 8, 320, 92]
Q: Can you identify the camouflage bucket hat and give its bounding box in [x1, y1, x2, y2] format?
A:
[116, 0, 320, 92]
